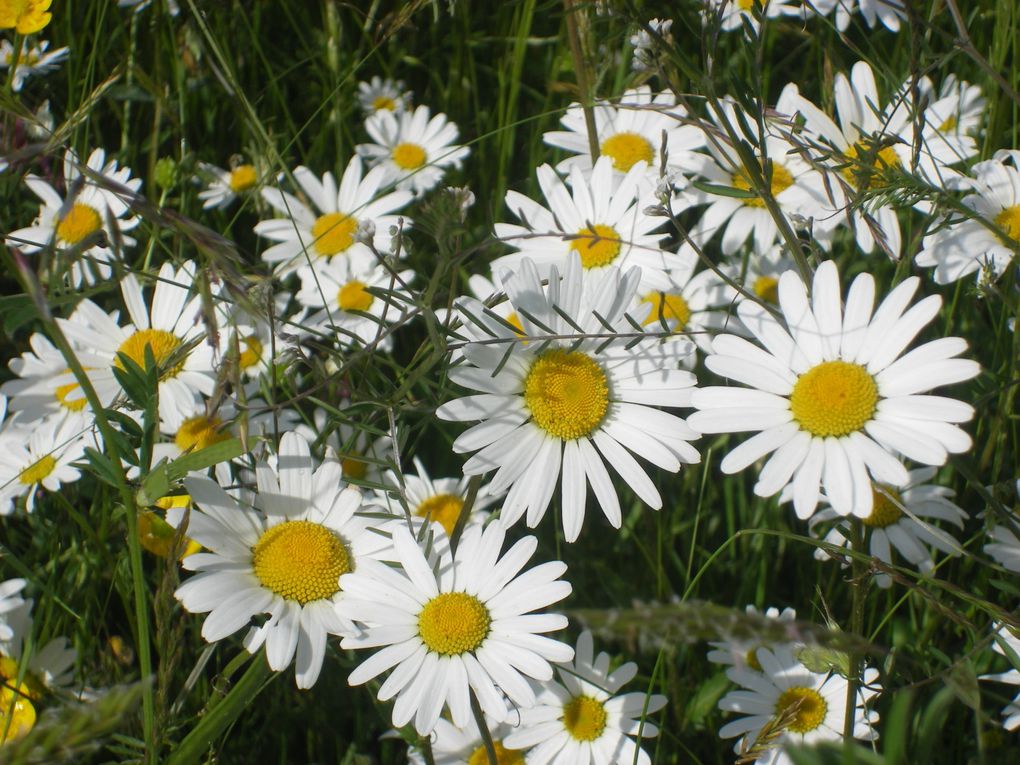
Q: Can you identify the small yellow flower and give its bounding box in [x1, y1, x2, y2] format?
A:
[0, 0, 52, 35]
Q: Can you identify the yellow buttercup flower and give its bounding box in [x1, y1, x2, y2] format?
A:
[0, 0, 52, 34]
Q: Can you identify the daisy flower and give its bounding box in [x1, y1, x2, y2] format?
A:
[701, 0, 803, 34]
[808, 0, 906, 32]
[981, 624, 1020, 732]
[491, 157, 675, 291]
[436, 255, 701, 542]
[985, 484, 1020, 573]
[175, 432, 391, 688]
[688, 260, 980, 520]
[7, 148, 141, 287]
[340, 520, 574, 735]
[719, 645, 881, 765]
[0, 596, 77, 697]
[295, 405, 395, 485]
[707, 605, 799, 672]
[503, 630, 667, 765]
[356, 105, 469, 197]
[357, 76, 411, 115]
[0, 39, 68, 91]
[915, 150, 1020, 285]
[0, 580, 27, 642]
[807, 467, 967, 587]
[731, 246, 800, 309]
[407, 716, 524, 765]
[0, 0, 51, 34]
[254, 157, 412, 277]
[197, 158, 260, 210]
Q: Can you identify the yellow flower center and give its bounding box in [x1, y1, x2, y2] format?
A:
[737, 0, 755, 10]
[391, 142, 427, 170]
[600, 132, 654, 172]
[251, 520, 350, 605]
[115, 329, 186, 379]
[753, 275, 779, 304]
[415, 493, 464, 537]
[842, 141, 901, 190]
[55, 203, 102, 246]
[789, 361, 878, 438]
[341, 454, 368, 480]
[863, 485, 904, 528]
[338, 280, 375, 312]
[311, 211, 357, 258]
[138, 510, 201, 559]
[228, 164, 257, 193]
[54, 368, 87, 412]
[524, 350, 610, 441]
[372, 95, 397, 112]
[642, 292, 691, 330]
[570, 224, 622, 269]
[417, 592, 491, 656]
[745, 648, 763, 671]
[938, 115, 958, 132]
[174, 415, 230, 453]
[0, 686, 35, 743]
[239, 335, 263, 370]
[0, 0, 52, 36]
[994, 205, 1020, 244]
[468, 741, 525, 765]
[731, 162, 795, 207]
[562, 695, 608, 742]
[775, 686, 827, 734]
[18, 455, 55, 485]
[505, 311, 525, 336]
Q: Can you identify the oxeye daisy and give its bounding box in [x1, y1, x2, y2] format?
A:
[436, 255, 700, 542]
[701, 0, 802, 34]
[707, 605, 799, 672]
[809, 0, 906, 32]
[340, 521, 574, 735]
[502, 630, 667, 765]
[731, 246, 799, 310]
[357, 76, 411, 116]
[0, 0, 52, 34]
[356, 105, 469, 197]
[254, 157, 412, 277]
[174, 432, 391, 688]
[0, 580, 27, 642]
[295, 405, 395, 485]
[980, 625, 1020, 732]
[197, 158, 260, 210]
[688, 260, 980, 520]
[0, 39, 68, 91]
[407, 715, 524, 765]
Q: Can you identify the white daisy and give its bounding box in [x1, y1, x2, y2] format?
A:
[197, 158, 259, 210]
[502, 630, 667, 765]
[808, 0, 906, 32]
[295, 404, 395, 485]
[0, 39, 68, 92]
[985, 484, 1020, 573]
[688, 260, 980, 520]
[254, 157, 412, 277]
[340, 520, 574, 735]
[0, 597, 77, 696]
[808, 467, 967, 587]
[981, 624, 1020, 732]
[175, 431, 390, 688]
[436, 255, 701, 542]
[357, 76, 411, 116]
[701, 0, 803, 34]
[730, 246, 800, 309]
[0, 580, 28, 642]
[356, 105, 469, 197]
[407, 716, 524, 765]
[707, 605, 799, 672]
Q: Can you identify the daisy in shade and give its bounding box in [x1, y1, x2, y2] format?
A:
[408, 715, 525, 765]
[719, 645, 881, 765]
[915, 150, 1020, 285]
[7, 148, 141, 287]
[984, 483, 1020, 573]
[688, 260, 980, 521]
[981, 625, 1020, 732]
[56, 260, 218, 431]
[254, 157, 412, 277]
[295, 405, 395, 485]
[197, 157, 260, 210]
[357, 76, 411, 116]
[491, 157, 675, 291]
[0, 580, 27, 642]
[340, 520, 574, 735]
[0, 39, 68, 91]
[732, 246, 800, 309]
[503, 630, 667, 765]
[701, 0, 802, 34]
[175, 432, 391, 688]
[707, 605, 799, 672]
[807, 467, 967, 587]
[356, 105, 469, 197]
[436, 255, 701, 542]
[808, 0, 906, 32]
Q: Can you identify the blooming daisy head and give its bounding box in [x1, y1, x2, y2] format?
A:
[701, 0, 803, 34]
[2, 330, 104, 424]
[0, 39, 68, 91]
[295, 405, 396, 486]
[980, 624, 1020, 732]
[689, 260, 980, 521]
[502, 630, 667, 765]
[340, 520, 574, 735]
[407, 715, 525, 765]
[357, 76, 411, 116]
[437, 255, 700, 542]
[197, 157, 260, 210]
[707, 605, 799, 672]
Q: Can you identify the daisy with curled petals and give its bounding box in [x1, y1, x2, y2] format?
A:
[197, 158, 259, 210]
[719, 645, 881, 765]
[356, 105, 469, 197]
[254, 157, 412, 277]
[357, 76, 410, 116]
[0, 39, 68, 92]
[688, 260, 980, 521]
[915, 150, 1020, 285]
[503, 630, 667, 765]
[175, 432, 389, 688]
[807, 467, 967, 588]
[408, 715, 524, 765]
[491, 156, 675, 291]
[707, 605, 799, 672]
[981, 625, 1020, 732]
[436, 255, 701, 542]
[56, 260, 217, 431]
[340, 521, 574, 735]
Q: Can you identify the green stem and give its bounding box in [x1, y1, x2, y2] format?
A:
[469, 690, 499, 765]
[844, 521, 867, 739]
[562, 0, 599, 162]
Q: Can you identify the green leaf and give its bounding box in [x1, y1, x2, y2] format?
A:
[167, 438, 245, 480]
[82, 447, 124, 489]
[945, 658, 981, 711]
[137, 459, 171, 507]
[882, 690, 914, 765]
[691, 179, 757, 199]
[786, 741, 885, 765]
[0, 295, 37, 333]
[915, 686, 956, 762]
[797, 645, 851, 677]
[684, 671, 731, 725]
[112, 348, 157, 410]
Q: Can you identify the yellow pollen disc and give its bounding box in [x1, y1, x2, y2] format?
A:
[863, 485, 904, 528]
[789, 361, 878, 438]
[418, 592, 491, 656]
[524, 350, 610, 441]
[19, 455, 55, 485]
[994, 205, 1020, 244]
[731, 163, 795, 208]
[55, 370, 87, 412]
[745, 648, 763, 672]
[570, 224, 622, 269]
[753, 275, 779, 304]
[252, 520, 350, 605]
[239, 335, 263, 370]
[738, 0, 755, 10]
[600, 132, 654, 172]
[115, 329, 185, 379]
[391, 142, 427, 170]
[341, 455, 368, 480]
[0, 686, 35, 743]
[338, 280, 375, 312]
[842, 141, 901, 189]
[938, 115, 958, 132]
[642, 292, 691, 330]
[563, 695, 608, 742]
[468, 741, 525, 765]
[228, 164, 257, 193]
[775, 686, 827, 734]
[415, 493, 464, 537]
[505, 311, 525, 336]
[138, 510, 201, 559]
[311, 211, 357, 257]
[372, 95, 397, 111]
[174, 415, 230, 453]
[55, 202, 102, 246]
